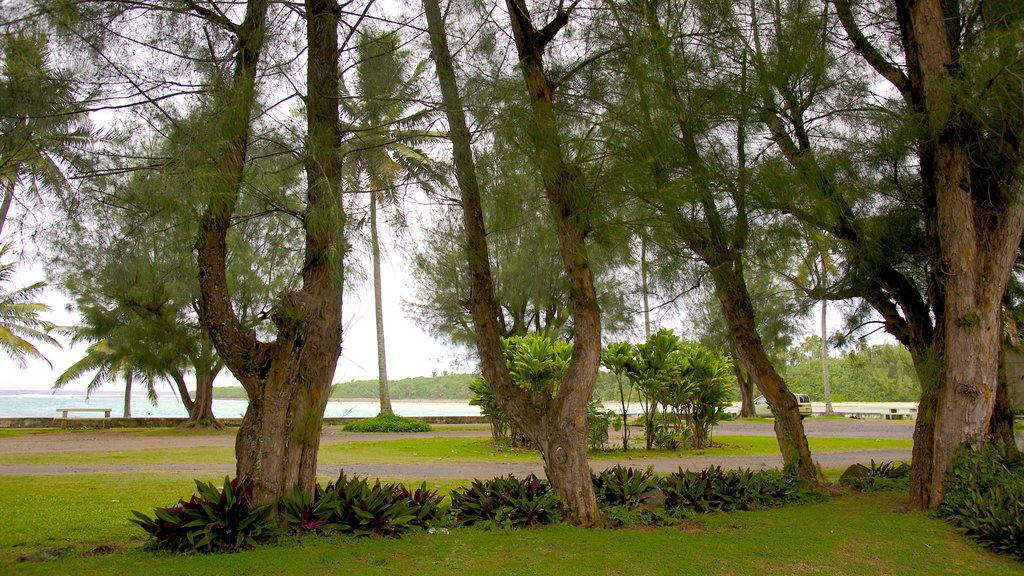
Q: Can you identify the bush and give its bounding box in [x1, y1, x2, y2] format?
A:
[131, 476, 279, 553]
[939, 447, 1024, 560]
[591, 465, 659, 509]
[343, 414, 432, 433]
[839, 460, 911, 492]
[587, 398, 615, 451]
[449, 474, 564, 528]
[313, 471, 443, 537]
[660, 467, 818, 513]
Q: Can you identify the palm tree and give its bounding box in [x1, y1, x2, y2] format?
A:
[0, 244, 58, 366]
[342, 29, 443, 416]
[0, 32, 99, 237]
[53, 332, 159, 418]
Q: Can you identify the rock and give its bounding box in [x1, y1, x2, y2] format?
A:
[639, 488, 666, 511]
[15, 545, 75, 562]
[82, 545, 115, 557]
[839, 463, 871, 485]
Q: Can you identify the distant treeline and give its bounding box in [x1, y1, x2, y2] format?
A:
[213, 373, 478, 400]
[212, 344, 920, 403]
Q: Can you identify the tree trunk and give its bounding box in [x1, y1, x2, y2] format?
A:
[193, 0, 345, 510]
[899, 0, 1024, 509]
[714, 262, 817, 483]
[369, 189, 393, 416]
[170, 370, 195, 414]
[423, 0, 599, 525]
[732, 352, 756, 418]
[183, 364, 221, 429]
[123, 372, 132, 418]
[503, 0, 601, 526]
[641, 237, 651, 339]
[821, 298, 833, 416]
[0, 179, 13, 239]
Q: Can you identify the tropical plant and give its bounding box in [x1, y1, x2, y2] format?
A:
[0, 244, 57, 367]
[342, 27, 441, 417]
[601, 341, 636, 451]
[131, 476, 278, 553]
[939, 447, 1024, 559]
[0, 32, 100, 237]
[591, 465, 659, 509]
[449, 474, 564, 528]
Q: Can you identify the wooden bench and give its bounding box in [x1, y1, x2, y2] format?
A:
[57, 408, 112, 418]
[56, 408, 113, 428]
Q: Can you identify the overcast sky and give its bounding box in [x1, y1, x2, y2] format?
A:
[0, 248, 467, 393]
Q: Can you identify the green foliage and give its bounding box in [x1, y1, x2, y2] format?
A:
[324, 374, 477, 399]
[785, 342, 920, 402]
[591, 465, 659, 509]
[130, 476, 278, 553]
[501, 334, 572, 396]
[614, 330, 735, 450]
[939, 447, 1024, 560]
[342, 414, 432, 433]
[586, 398, 615, 451]
[660, 467, 819, 514]
[449, 474, 564, 528]
[839, 460, 911, 492]
[320, 472, 443, 537]
[283, 472, 443, 538]
[0, 244, 59, 367]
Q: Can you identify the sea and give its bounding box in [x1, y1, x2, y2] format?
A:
[0, 389, 482, 419]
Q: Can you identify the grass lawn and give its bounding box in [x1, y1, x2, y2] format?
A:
[1, 473, 1019, 575]
[0, 435, 913, 467]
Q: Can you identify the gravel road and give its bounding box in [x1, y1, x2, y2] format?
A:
[0, 419, 924, 477]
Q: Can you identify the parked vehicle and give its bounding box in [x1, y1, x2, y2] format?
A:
[753, 394, 812, 419]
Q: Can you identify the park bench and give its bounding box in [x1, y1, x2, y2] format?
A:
[56, 408, 113, 428]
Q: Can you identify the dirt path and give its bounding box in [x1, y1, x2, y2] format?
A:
[0, 420, 923, 477]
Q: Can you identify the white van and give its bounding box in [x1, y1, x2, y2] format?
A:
[753, 394, 813, 419]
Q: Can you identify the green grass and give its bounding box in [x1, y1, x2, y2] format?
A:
[2, 478, 1019, 575]
[0, 436, 912, 467]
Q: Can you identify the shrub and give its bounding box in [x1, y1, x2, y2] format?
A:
[591, 465, 659, 508]
[838, 460, 911, 492]
[320, 471, 443, 537]
[131, 476, 278, 553]
[449, 474, 564, 528]
[939, 447, 1024, 560]
[343, 414, 432, 433]
[660, 467, 818, 513]
[587, 398, 615, 451]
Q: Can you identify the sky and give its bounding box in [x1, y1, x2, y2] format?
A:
[0, 248, 467, 393]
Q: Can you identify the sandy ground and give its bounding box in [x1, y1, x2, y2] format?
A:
[0, 419, 928, 477]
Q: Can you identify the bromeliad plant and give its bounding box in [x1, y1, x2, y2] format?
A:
[591, 465, 659, 509]
[321, 471, 443, 537]
[660, 466, 817, 513]
[131, 476, 278, 553]
[449, 474, 565, 528]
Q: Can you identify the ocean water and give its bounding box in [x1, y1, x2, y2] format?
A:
[0, 390, 481, 419]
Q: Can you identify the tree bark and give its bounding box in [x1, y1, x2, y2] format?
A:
[423, 0, 600, 525]
[193, 0, 345, 510]
[369, 189, 393, 415]
[731, 348, 756, 418]
[713, 261, 818, 483]
[123, 372, 132, 418]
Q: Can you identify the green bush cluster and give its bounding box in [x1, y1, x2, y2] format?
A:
[342, 414, 432, 433]
[133, 466, 822, 552]
[660, 467, 817, 513]
[448, 474, 564, 528]
[939, 447, 1024, 560]
[131, 476, 279, 553]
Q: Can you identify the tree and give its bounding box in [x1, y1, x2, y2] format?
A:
[596, 0, 818, 482]
[422, 0, 602, 525]
[0, 244, 58, 367]
[342, 28, 439, 416]
[762, 0, 1024, 508]
[0, 31, 98, 238]
[53, 334, 157, 418]
[601, 341, 636, 451]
